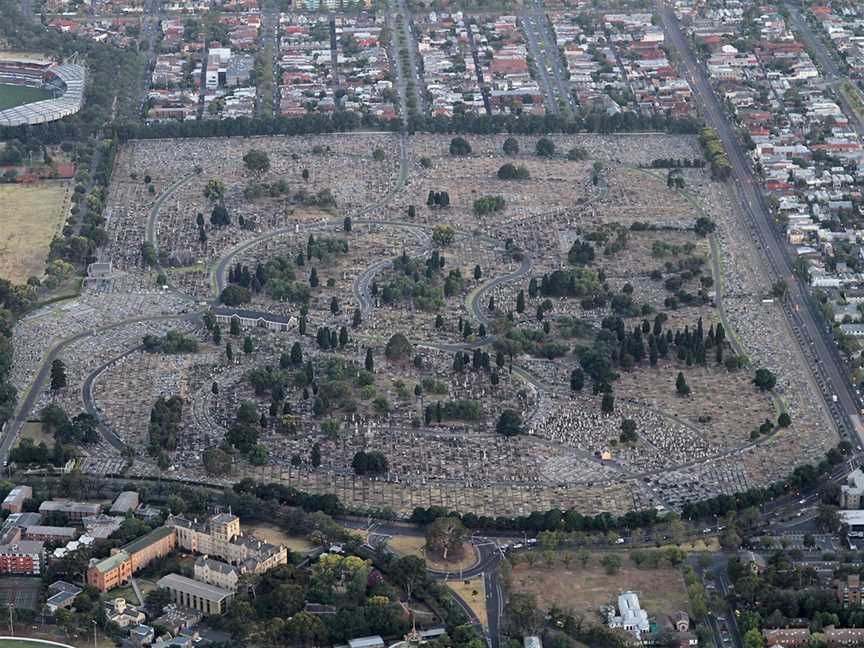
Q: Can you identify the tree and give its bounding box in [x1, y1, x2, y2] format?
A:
[385, 333, 412, 361]
[352, 309, 362, 328]
[449, 136, 472, 156]
[220, 285, 251, 306]
[202, 447, 232, 475]
[226, 341, 234, 361]
[203, 178, 226, 202]
[141, 242, 157, 268]
[210, 204, 230, 227]
[372, 147, 385, 161]
[507, 592, 542, 634]
[719, 527, 742, 550]
[343, 216, 352, 232]
[516, 290, 525, 313]
[309, 267, 319, 288]
[568, 147, 589, 161]
[816, 504, 840, 532]
[432, 224, 455, 247]
[284, 611, 328, 648]
[778, 412, 791, 427]
[243, 336, 254, 355]
[620, 419, 637, 443]
[290, 342, 303, 365]
[365, 348, 374, 372]
[330, 296, 339, 315]
[676, 371, 690, 396]
[389, 556, 426, 600]
[743, 628, 765, 648]
[498, 163, 530, 180]
[496, 409, 523, 436]
[535, 137, 556, 158]
[50, 359, 67, 391]
[503, 137, 519, 155]
[570, 368, 584, 392]
[568, 240, 595, 265]
[243, 149, 271, 174]
[425, 516, 468, 560]
[311, 443, 321, 468]
[771, 279, 788, 300]
[601, 392, 614, 414]
[600, 554, 622, 575]
[753, 368, 776, 391]
[694, 216, 716, 236]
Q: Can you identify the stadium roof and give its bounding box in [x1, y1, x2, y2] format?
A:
[0, 63, 86, 126]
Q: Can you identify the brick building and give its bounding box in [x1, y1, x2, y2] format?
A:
[88, 526, 176, 592]
[0, 540, 44, 575]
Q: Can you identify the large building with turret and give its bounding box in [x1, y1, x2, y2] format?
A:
[166, 512, 287, 574]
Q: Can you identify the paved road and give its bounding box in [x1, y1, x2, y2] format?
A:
[257, 2, 280, 118]
[530, 0, 576, 114]
[787, 6, 864, 139]
[356, 520, 503, 648]
[385, 3, 412, 128]
[1, 313, 193, 465]
[81, 345, 147, 454]
[465, 20, 492, 116]
[396, 0, 428, 115]
[521, 10, 560, 115]
[657, 1, 862, 449]
[136, 0, 163, 119]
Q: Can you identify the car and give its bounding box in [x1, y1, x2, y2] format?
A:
[615, 537, 625, 544]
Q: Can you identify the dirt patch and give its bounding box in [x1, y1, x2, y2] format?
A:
[388, 535, 478, 572]
[242, 523, 315, 553]
[18, 421, 54, 448]
[0, 183, 69, 284]
[447, 576, 488, 628]
[509, 551, 690, 625]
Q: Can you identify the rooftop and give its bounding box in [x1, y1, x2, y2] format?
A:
[122, 526, 175, 556]
[91, 550, 129, 574]
[157, 573, 234, 601]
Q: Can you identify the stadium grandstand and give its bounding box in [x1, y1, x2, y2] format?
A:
[0, 58, 85, 126]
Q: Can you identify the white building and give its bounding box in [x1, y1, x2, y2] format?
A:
[607, 591, 650, 639]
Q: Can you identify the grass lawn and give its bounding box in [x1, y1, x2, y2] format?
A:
[0, 640, 75, 648]
[510, 551, 690, 625]
[387, 535, 478, 572]
[0, 84, 52, 111]
[242, 523, 315, 553]
[0, 183, 70, 284]
[447, 576, 488, 628]
[18, 421, 54, 448]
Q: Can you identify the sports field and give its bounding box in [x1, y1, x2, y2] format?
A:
[0, 183, 70, 284]
[0, 84, 52, 111]
[0, 640, 75, 648]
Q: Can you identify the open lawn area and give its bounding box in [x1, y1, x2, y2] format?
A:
[0, 183, 70, 284]
[509, 551, 690, 625]
[0, 640, 75, 648]
[18, 421, 53, 448]
[241, 523, 315, 553]
[387, 535, 478, 573]
[447, 577, 487, 628]
[0, 84, 52, 111]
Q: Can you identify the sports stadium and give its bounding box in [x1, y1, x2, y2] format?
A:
[0, 58, 85, 126]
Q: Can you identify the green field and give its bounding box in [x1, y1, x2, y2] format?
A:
[0, 84, 52, 111]
[0, 641, 75, 648]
